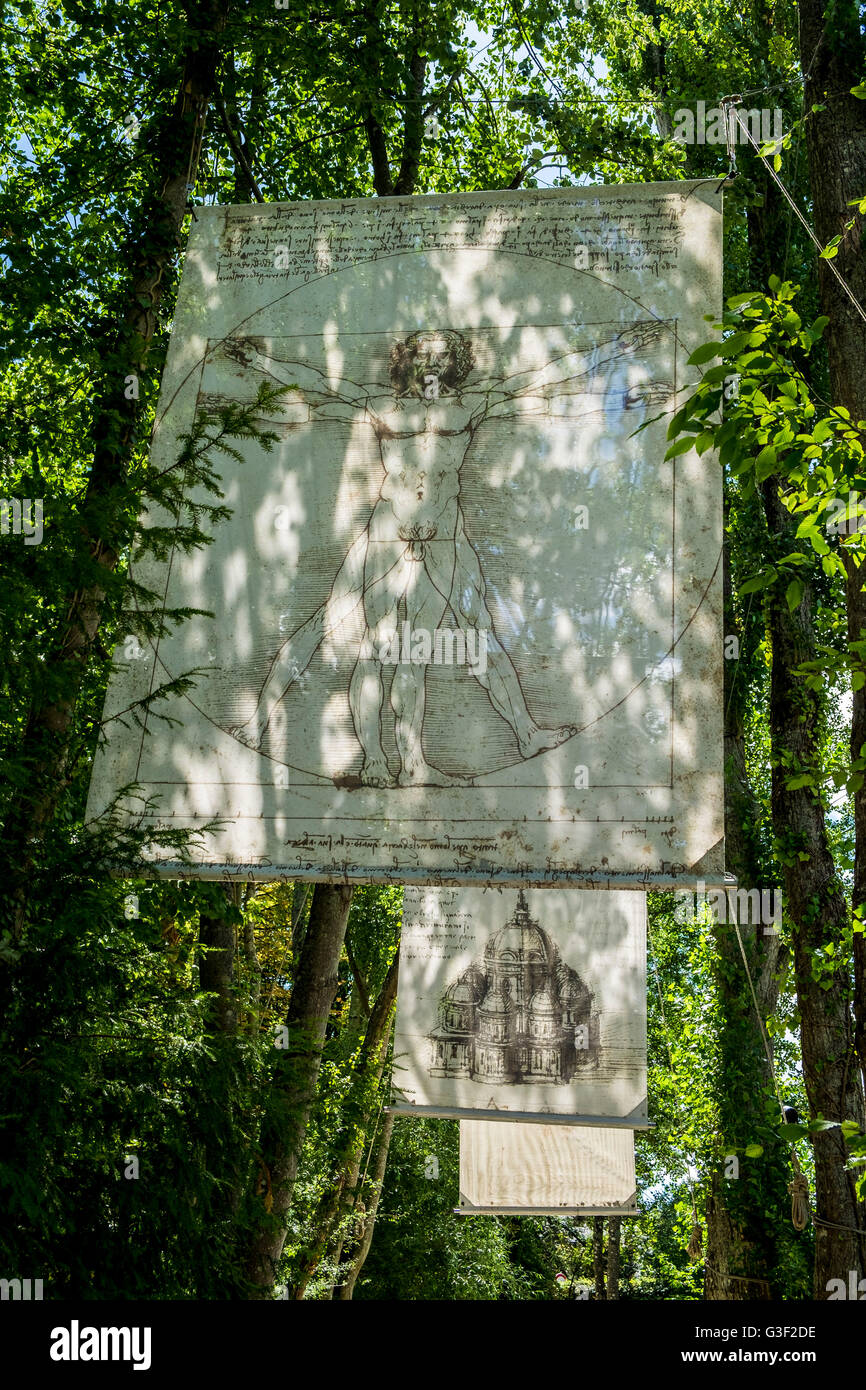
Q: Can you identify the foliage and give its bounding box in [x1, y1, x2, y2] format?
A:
[1, 0, 864, 1301]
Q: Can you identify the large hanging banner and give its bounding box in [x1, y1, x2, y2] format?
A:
[86, 183, 723, 886]
[391, 886, 647, 1125]
[457, 1120, 637, 1215]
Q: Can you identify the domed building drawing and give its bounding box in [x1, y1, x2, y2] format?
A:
[429, 891, 600, 1084]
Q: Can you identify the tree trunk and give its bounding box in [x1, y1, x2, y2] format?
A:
[798, 0, 866, 1105]
[290, 882, 311, 956]
[704, 1183, 772, 1300]
[605, 1217, 621, 1300]
[703, 525, 792, 1299]
[241, 882, 354, 1296]
[762, 477, 866, 1295]
[242, 912, 262, 1021]
[592, 1217, 606, 1299]
[335, 1111, 395, 1300]
[199, 910, 238, 1036]
[198, 894, 249, 1256]
[1, 0, 230, 938]
[789, 0, 866, 1291]
[291, 958, 398, 1299]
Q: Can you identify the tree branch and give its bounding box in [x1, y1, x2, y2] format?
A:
[393, 46, 427, 196]
[344, 927, 371, 1016]
[359, 3, 394, 195]
[215, 95, 265, 202]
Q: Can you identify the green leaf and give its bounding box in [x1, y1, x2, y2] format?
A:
[786, 578, 804, 611]
[744, 1143, 763, 1158]
[755, 444, 778, 480]
[666, 404, 693, 439]
[687, 341, 721, 365]
[720, 433, 745, 467]
[779, 1123, 808, 1141]
[721, 330, 751, 357]
[810, 531, 830, 555]
[739, 568, 777, 594]
[695, 432, 715, 455]
[664, 436, 697, 460]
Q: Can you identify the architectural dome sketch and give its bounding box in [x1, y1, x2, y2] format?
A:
[429, 890, 600, 1084]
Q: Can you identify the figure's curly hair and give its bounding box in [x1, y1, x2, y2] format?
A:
[389, 330, 475, 398]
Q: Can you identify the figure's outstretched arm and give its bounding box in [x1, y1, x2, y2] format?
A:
[468, 321, 669, 420]
[219, 337, 372, 416]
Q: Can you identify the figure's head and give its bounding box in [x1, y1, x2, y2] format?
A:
[389, 330, 475, 398]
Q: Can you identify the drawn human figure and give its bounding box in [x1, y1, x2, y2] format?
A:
[221, 323, 670, 786]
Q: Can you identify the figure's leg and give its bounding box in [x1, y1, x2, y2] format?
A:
[390, 560, 473, 787]
[348, 622, 396, 788]
[231, 528, 370, 750]
[451, 515, 578, 757]
[348, 538, 413, 786]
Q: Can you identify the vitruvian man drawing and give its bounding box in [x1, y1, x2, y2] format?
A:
[429, 889, 600, 1084]
[85, 186, 725, 885]
[223, 323, 670, 787]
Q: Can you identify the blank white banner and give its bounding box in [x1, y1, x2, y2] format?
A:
[458, 1120, 638, 1215]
